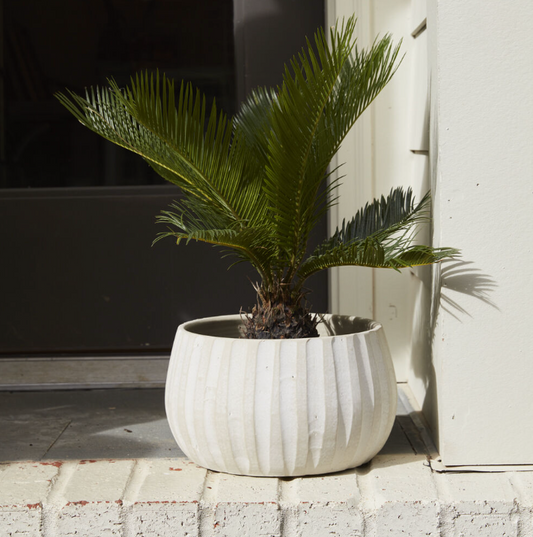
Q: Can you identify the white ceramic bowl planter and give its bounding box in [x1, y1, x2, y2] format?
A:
[165, 314, 397, 477]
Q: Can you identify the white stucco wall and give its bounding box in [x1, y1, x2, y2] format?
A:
[329, 0, 533, 466]
[426, 0, 533, 465]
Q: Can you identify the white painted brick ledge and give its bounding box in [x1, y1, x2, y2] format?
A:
[1, 455, 532, 536]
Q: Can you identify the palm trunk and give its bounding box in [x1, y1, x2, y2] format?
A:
[240, 280, 319, 339]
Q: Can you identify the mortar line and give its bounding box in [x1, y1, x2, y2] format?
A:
[41, 461, 78, 537]
[508, 473, 532, 537]
[122, 459, 148, 506]
[355, 470, 376, 537]
[278, 477, 298, 537]
[198, 470, 219, 537]
[121, 459, 151, 537]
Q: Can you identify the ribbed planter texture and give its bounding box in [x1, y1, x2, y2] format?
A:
[165, 314, 397, 477]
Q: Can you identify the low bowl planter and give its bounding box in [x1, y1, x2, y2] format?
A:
[165, 314, 397, 477]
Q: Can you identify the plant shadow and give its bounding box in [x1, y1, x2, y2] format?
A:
[408, 259, 498, 456]
[436, 260, 499, 323]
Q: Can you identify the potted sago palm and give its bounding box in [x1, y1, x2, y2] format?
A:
[57, 17, 457, 476]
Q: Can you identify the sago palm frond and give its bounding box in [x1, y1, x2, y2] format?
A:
[324, 187, 428, 248]
[298, 240, 458, 283]
[113, 74, 267, 224]
[56, 74, 263, 227]
[56, 15, 458, 339]
[233, 86, 277, 174]
[262, 18, 402, 276]
[154, 202, 276, 285]
[297, 187, 459, 283]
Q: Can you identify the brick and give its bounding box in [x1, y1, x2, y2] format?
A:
[61, 460, 135, 503]
[296, 471, 359, 505]
[295, 503, 362, 537]
[213, 472, 280, 536]
[436, 472, 517, 515]
[215, 473, 279, 503]
[128, 459, 206, 504]
[56, 503, 123, 537]
[453, 513, 519, 537]
[290, 471, 363, 536]
[0, 462, 59, 508]
[125, 459, 205, 536]
[359, 454, 439, 536]
[128, 503, 199, 537]
[436, 472, 520, 537]
[364, 454, 436, 502]
[0, 461, 59, 536]
[214, 503, 280, 536]
[369, 501, 439, 536]
[46, 460, 135, 537]
[0, 509, 42, 537]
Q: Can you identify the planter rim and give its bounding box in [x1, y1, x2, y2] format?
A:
[178, 313, 383, 341]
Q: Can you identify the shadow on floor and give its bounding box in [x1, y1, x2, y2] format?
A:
[0, 389, 185, 462]
[0, 387, 433, 464]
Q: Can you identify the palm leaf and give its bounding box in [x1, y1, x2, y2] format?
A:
[233, 86, 277, 172]
[154, 201, 276, 285]
[57, 18, 456, 324]
[56, 74, 262, 226]
[324, 187, 428, 248]
[262, 17, 402, 275]
[297, 188, 459, 283]
[298, 239, 458, 283]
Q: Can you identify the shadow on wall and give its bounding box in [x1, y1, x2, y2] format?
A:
[409, 259, 498, 453]
[438, 260, 499, 322]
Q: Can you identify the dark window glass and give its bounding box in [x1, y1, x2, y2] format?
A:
[1, 0, 235, 188]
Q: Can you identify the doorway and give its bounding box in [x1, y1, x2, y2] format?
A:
[0, 1, 326, 371]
